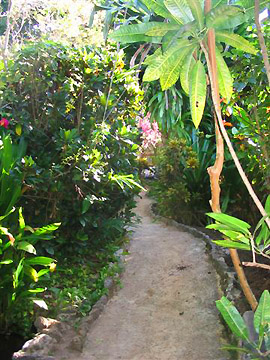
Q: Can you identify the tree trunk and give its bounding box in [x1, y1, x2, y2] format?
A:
[204, 0, 258, 311]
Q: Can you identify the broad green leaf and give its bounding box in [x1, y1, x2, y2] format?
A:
[164, 0, 193, 24]
[216, 31, 257, 55]
[254, 215, 270, 246]
[254, 290, 270, 333]
[0, 207, 15, 221]
[17, 241, 36, 254]
[0, 259, 13, 265]
[206, 223, 231, 231]
[24, 225, 34, 233]
[0, 60, 4, 71]
[265, 326, 270, 351]
[218, 230, 250, 244]
[215, 47, 233, 103]
[145, 23, 179, 36]
[144, 47, 162, 65]
[255, 196, 270, 246]
[24, 265, 38, 282]
[37, 269, 50, 277]
[187, 0, 204, 30]
[206, 212, 251, 234]
[18, 207, 25, 230]
[265, 195, 270, 214]
[143, 58, 163, 81]
[206, 5, 245, 30]
[160, 44, 197, 90]
[235, 0, 270, 20]
[189, 60, 207, 129]
[21, 234, 54, 244]
[13, 258, 24, 289]
[179, 51, 196, 94]
[216, 297, 250, 342]
[142, 0, 175, 19]
[162, 22, 197, 51]
[82, 199, 91, 214]
[143, 40, 190, 82]
[212, 0, 228, 9]
[109, 23, 162, 44]
[34, 223, 61, 235]
[212, 239, 251, 250]
[25, 256, 55, 266]
[28, 288, 45, 293]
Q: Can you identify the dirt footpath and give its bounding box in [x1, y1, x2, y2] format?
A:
[62, 194, 227, 360]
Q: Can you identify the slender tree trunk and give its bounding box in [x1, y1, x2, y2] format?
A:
[254, 0, 270, 86]
[2, 0, 13, 69]
[204, 0, 258, 311]
[207, 113, 223, 213]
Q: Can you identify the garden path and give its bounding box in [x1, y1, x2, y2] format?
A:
[58, 193, 227, 360]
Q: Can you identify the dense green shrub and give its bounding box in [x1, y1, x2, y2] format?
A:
[0, 208, 59, 335]
[226, 23, 270, 196]
[149, 137, 211, 226]
[149, 128, 257, 226]
[0, 41, 143, 253]
[0, 134, 59, 335]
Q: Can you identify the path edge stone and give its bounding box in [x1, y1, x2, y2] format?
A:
[12, 249, 128, 360]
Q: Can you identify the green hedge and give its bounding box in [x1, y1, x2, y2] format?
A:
[0, 41, 143, 253]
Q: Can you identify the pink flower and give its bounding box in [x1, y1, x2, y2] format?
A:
[0, 118, 9, 129]
[137, 113, 161, 149]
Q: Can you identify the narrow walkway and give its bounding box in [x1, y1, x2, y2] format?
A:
[66, 194, 226, 360]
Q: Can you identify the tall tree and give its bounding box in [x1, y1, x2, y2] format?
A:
[109, 0, 270, 310]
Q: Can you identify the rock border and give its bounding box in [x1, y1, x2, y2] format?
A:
[12, 249, 127, 360]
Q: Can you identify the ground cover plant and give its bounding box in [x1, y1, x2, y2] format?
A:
[217, 290, 270, 358]
[0, 133, 59, 336]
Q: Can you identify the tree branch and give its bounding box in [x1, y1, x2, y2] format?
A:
[242, 261, 270, 270]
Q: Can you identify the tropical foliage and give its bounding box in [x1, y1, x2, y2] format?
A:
[206, 195, 270, 268]
[0, 39, 144, 335]
[217, 291, 270, 358]
[0, 41, 143, 252]
[108, 0, 267, 129]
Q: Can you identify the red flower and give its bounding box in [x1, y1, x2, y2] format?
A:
[0, 118, 9, 129]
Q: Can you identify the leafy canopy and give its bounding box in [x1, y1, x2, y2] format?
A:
[109, 0, 268, 128]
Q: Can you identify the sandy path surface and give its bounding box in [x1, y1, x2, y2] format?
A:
[61, 194, 227, 360]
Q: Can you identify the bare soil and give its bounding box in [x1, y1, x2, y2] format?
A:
[56, 193, 228, 360]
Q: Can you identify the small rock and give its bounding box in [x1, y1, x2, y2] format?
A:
[69, 335, 83, 352]
[34, 317, 60, 332]
[22, 334, 57, 355]
[12, 351, 55, 360]
[93, 295, 108, 311]
[104, 277, 114, 290]
[85, 307, 101, 322]
[42, 328, 63, 342]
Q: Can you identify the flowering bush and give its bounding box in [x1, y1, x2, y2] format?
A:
[0, 118, 9, 128]
[0, 41, 143, 252]
[137, 112, 162, 150]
